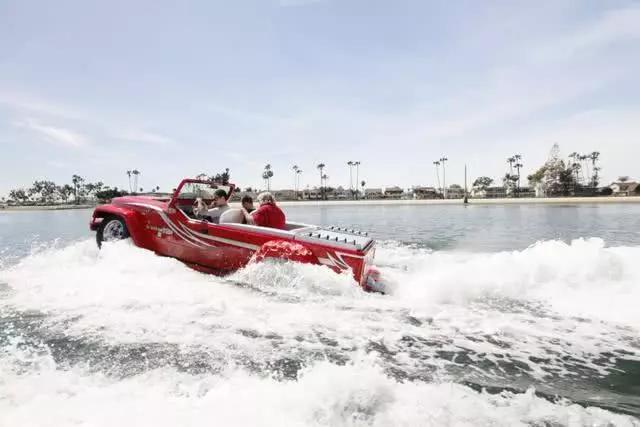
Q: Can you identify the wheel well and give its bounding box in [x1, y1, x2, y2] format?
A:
[95, 213, 130, 233]
[96, 212, 124, 223]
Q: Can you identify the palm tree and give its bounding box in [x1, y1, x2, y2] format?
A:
[347, 161, 354, 197]
[354, 161, 361, 199]
[59, 184, 74, 204]
[126, 170, 132, 193]
[263, 164, 273, 191]
[261, 171, 268, 190]
[292, 165, 299, 195]
[571, 162, 582, 188]
[568, 152, 582, 185]
[316, 163, 325, 199]
[568, 152, 578, 169]
[433, 161, 441, 194]
[592, 166, 601, 188]
[589, 151, 600, 187]
[513, 154, 523, 194]
[440, 157, 448, 198]
[507, 156, 515, 175]
[578, 154, 590, 186]
[321, 174, 329, 199]
[71, 174, 85, 204]
[132, 170, 140, 194]
[295, 168, 303, 200]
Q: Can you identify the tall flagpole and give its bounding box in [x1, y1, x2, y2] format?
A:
[464, 164, 469, 204]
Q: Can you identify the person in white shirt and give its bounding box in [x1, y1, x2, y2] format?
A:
[206, 189, 230, 224]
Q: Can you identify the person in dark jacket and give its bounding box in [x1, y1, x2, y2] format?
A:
[241, 195, 255, 213]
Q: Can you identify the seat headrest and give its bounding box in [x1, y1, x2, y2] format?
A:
[219, 208, 245, 224]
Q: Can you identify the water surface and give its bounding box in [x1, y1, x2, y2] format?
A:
[1, 203, 639, 426]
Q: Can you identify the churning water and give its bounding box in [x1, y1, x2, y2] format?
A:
[1, 204, 640, 426]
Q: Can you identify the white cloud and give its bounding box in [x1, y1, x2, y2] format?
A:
[531, 5, 640, 62]
[14, 119, 89, 148]
[278, 0, 323, 7]
[0, 90, 85, 120]
[115, 129, 174, 145]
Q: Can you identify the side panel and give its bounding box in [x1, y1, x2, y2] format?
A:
[92, 206, 152, 249]
[135, 207, 257, 272]
[303, 244, 368, 286]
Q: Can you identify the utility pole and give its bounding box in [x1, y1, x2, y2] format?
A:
[292, 165, 299, 197]
[464, 164, 469, 204]
[347, 161, 354, 198]
[433, 161, 441, 196]
[354, 161, 360, 200]
[440, 157, 448, 199]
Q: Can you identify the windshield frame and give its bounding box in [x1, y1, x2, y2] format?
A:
[169, 179, 236, 208]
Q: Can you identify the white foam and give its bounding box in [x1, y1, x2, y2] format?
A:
[0, 240, 378, 358]
[2, 237, 640, 422]
[1, 349, 637, 427]
[378, 238, 640, 327]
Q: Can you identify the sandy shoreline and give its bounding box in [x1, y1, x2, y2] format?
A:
[2, 197, 640, 212]
[277, 196, 640, 206]
[278, 196, 640, 206]
[0, 204, 96, 212]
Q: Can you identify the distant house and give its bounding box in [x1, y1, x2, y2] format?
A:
[383, 186, 404, 199]
[610, 181, 639, 196]
[331, 186, 348, 200]
[517, 187, 536, 198]
[274, 189, 297, 200]
[234, 191, 257, 202]
[413, 186, 439, 199]
[446, 186, 465, 199]
[485, 187, 507, 198]
[471, 188, 487, 198]
[365, 188, 383, 199]
[303, 188, 323, 200]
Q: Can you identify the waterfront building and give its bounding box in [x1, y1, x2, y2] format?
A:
[383, 186, 404, 199]
[610, 181, 639, 196]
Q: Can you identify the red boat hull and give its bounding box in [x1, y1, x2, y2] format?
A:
[91, 179, 378, 290]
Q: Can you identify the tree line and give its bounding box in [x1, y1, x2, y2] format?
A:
[471, 145, 637, 197]
[6, 175, 129, 205]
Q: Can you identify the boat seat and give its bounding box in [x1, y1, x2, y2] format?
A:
[219, 208, 245, 224]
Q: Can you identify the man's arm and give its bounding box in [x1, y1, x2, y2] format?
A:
[241, 208, 255, 225]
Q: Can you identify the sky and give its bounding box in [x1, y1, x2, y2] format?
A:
[1, 0, 639, 195]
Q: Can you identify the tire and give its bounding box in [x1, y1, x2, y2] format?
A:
[96, 216, 130, 248]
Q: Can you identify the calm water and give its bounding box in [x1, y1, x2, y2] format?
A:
[1, 203, 640, 426]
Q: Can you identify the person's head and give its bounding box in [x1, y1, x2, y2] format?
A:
[212, 189, 229, 207]
[241, 195, 254, 210]
[256, 192, 276, 206]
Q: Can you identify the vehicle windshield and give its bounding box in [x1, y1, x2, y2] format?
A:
[176, 182, 232, 201]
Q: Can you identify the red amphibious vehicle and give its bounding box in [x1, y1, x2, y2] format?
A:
[90, 179, 383, 291]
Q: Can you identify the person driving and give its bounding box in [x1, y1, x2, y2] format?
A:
[206, 189, 230, 223]
[242, 192, 286, 229]
[193, 197, 209, 218]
